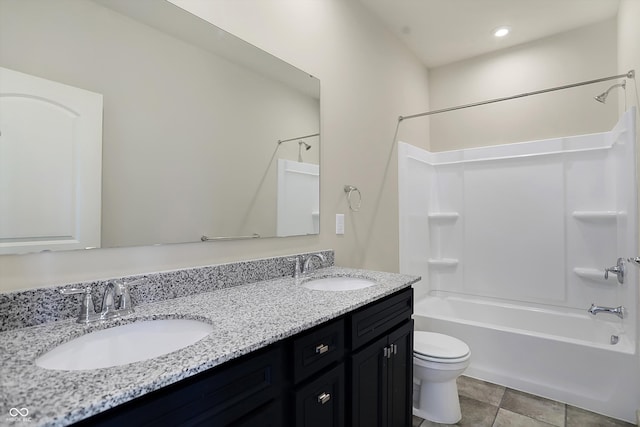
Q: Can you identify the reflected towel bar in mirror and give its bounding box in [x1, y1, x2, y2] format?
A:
[277, 133, 320, 145]
[201, 234, 260, 242]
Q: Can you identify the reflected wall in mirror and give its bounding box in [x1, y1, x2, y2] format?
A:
[0, 0, 320, 255]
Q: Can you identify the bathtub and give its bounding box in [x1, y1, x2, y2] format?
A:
[414, 293, 640, 423]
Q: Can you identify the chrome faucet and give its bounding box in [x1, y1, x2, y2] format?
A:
[61, 279, 142, 323]
[101, 282, 120, 320]
[288, 256, 303, 279]
[60, 286, 99, 324]
[588, 303, 626, 319]
[116, 281, 135, 315]
[604, 257, 625, 284]
[303, 253, 326, 274]
[288, 253, 326, 279]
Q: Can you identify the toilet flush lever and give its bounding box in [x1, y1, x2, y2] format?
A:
[604, 257, 625, 284]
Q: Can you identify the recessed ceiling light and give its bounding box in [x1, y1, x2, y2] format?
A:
[493, 26, 510, 38]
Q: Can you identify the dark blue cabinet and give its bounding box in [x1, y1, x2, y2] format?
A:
[350, 288, 414, 427]
[75, 288, 413, 427]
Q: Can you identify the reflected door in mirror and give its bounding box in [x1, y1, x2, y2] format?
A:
[0, 67, 103, 254]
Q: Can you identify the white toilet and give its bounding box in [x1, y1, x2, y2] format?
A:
[413, 331, 471, 424]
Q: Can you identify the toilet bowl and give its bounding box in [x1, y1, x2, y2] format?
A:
[413, 331, 470, 424]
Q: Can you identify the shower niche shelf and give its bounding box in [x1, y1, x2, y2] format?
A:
[427, 258, 459, 268]
[427, 212, 459, 221]
[571, 211, 621, 222]
[573, 268, 617, 284]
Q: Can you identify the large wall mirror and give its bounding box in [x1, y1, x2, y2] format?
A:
[0, 0, 320, 255]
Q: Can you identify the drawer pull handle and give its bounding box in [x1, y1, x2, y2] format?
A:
[315, 344, 329, 354]
[383, 346, 391, 358]
[317, 392, 331, 404]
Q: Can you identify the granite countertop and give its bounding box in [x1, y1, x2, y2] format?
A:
[0, 267, 419, 427]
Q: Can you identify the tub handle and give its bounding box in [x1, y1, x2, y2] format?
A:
[604, 258, 625, 284]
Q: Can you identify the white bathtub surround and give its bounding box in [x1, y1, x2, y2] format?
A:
[399, 108, 639, 423]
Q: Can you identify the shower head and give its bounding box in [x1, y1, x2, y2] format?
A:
[299, 141, 311, 151]
[594, 81, 626, 104]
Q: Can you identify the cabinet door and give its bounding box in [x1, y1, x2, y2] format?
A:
[231, 400, 282, 427]
[295, 364, 345, 427]
[350, 334, 388, 427]
[387, 320, 413, 427]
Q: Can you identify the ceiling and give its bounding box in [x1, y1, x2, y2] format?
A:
[356, 0, 620, 68]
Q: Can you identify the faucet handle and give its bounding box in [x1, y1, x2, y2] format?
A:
[604, 257, 625, 284]
[287, 257, 302, 279]
[60, 286, 98, 324]
[60, 286, 92, 295]
[122, 278, 146, 287]
[627, 257, 640, 266]
[113, 280, 137, 315]
[115, 278, 146, 313]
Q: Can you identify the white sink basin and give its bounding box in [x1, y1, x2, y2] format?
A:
[301, 276, 376, 291]
[36, 319, 213, 371]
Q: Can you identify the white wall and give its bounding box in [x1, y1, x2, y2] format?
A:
[0, 0, 430, 292]
[618, 1, 640, 98]
[429, 19, 619, 151]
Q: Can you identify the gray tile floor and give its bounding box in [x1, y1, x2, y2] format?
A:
[412, 376, 636, 427]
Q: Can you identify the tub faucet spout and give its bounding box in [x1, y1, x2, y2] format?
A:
[588, 303, 625, 319]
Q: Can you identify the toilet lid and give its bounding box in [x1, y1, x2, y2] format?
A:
[414, 331, 470, 359]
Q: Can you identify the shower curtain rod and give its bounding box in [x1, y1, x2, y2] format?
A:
[398, 69, 635, 122]
[277, 133, 320, 144]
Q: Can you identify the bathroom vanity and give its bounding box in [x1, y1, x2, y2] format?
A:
[0, 257, 418, 427]
[77, 287, 413, 427]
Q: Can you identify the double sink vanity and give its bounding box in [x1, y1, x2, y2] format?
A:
[0, 251, 419, 426]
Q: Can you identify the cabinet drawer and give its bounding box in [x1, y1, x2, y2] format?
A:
[78, 345, 283, 427]
[231, 399, 283, 427]
[293, 318, 344, 383]
[295, 364, 345, 427]
[350, 287, 413, 350]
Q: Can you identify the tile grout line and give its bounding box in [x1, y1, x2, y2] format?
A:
[492, 387, 505, 426]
